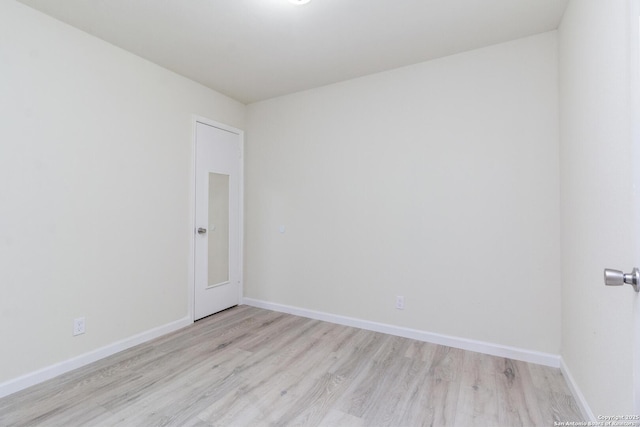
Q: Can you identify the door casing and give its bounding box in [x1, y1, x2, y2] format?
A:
[631, 0, 640, 413]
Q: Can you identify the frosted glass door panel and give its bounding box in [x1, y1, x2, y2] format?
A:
[208, 173, 229, 286]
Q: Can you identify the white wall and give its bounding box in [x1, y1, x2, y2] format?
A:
[0, 0, 245, 386]
[245, 32, 561, 354]
[559, 0, 637, 415]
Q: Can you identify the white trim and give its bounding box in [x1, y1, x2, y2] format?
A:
[190, 115, 245, 321]
[188, 118, 198, 322]
[560, 357, 596, 422]
[241, 298, 561, 368]
[629, 0, 640, 415]
[193, 116, 243, 135]
[238, 130, 244, 305]
[0, 316, 191, 399]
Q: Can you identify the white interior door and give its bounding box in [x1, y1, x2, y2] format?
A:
[194, 121, 241, 320]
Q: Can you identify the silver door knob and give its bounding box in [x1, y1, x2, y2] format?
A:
[604, 268, 640, 292]
[197, 227, 207, 235]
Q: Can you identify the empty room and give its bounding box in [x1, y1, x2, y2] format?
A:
[1, 0, 639, 425]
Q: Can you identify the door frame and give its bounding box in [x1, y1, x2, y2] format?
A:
[631, 0, 640, 413]
[188, 115, 244, 322]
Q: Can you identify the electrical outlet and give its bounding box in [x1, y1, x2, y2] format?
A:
[395, 296, 405, 310]
[73, 317, 86, 336]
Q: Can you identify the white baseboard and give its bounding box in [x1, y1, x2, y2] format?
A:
[241, 297, 561, 368]
[0, 316, 192, 399]
[560, 358, 596, 422]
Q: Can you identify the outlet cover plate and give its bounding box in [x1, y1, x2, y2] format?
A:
[73, 317, 86, 336]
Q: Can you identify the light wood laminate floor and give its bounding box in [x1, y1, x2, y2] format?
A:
[0, 306, 583, 426]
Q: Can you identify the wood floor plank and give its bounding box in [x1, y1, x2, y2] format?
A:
[527, 362, 583, 423]
[423, 346, 465, 426]
[453, 351, 500, 427]
[0, 306, 584, 427]
[318, 409, 365, 426]
[363, 351, 418, 426]
[272, 372, 347, 426]
[387, 351, 437, 427]
[192, 321, 336, 425]
[495, 358, 545, 426]
[98, 350, 251, 426]
[335, 333, 395, 417]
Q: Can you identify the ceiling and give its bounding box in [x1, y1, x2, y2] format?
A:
[17, 0, 569, 104]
